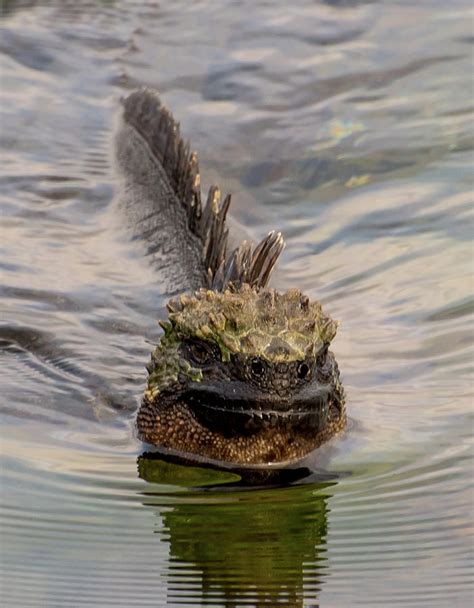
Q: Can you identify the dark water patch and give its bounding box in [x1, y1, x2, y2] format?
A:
[258, 55, 461, 112]
[0, 325, 85, 376]
[320, 250, 423, 293]
[424, 295, 474, 322]
[0, 27, 60, 71]
[0, 285, 90, 312]
[242, 154, 413, 190]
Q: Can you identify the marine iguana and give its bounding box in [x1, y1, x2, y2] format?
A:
[115, 89, 345, 466]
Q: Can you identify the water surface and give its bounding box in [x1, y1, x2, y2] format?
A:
[1, 1, 473, 606]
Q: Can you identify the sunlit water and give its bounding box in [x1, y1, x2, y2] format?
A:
[1, 1, 473, 606]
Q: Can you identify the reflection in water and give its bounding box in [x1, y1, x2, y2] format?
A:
[139, 456, 333, 607]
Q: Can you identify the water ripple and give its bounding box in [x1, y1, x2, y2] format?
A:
[1, 0, 473, 607]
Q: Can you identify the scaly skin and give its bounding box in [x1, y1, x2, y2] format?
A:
[137, 286, 346, 465]
[116, 88, 346, 466]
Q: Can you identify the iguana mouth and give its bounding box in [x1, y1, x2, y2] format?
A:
[182, 385, 330, 437]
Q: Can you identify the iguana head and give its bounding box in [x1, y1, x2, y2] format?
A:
[137, 284, 345, 465]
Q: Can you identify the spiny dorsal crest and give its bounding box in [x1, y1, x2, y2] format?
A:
[211, 230, 285, 292]
[122, 89, 284, 291]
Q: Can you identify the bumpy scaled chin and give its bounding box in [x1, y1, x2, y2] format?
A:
[137, 391, 345, 466]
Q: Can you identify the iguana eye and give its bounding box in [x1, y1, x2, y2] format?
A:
[185, 341, 216, 366]
[297, 362, 310, 380]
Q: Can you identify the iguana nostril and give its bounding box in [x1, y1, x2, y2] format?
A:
[251, 358, 265, 377]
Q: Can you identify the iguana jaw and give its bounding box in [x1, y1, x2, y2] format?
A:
[137, 350, 345, 466]
[137, 388, 344, 467]
[180, 380, 330, 436]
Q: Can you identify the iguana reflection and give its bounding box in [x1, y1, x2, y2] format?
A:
[138, 456, 333, 607]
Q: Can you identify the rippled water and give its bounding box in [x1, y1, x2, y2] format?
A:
[1, 1, 473, 606]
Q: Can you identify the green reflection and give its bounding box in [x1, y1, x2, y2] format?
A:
[139, 455, 334, 607]
[138, 455, 241, 487]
